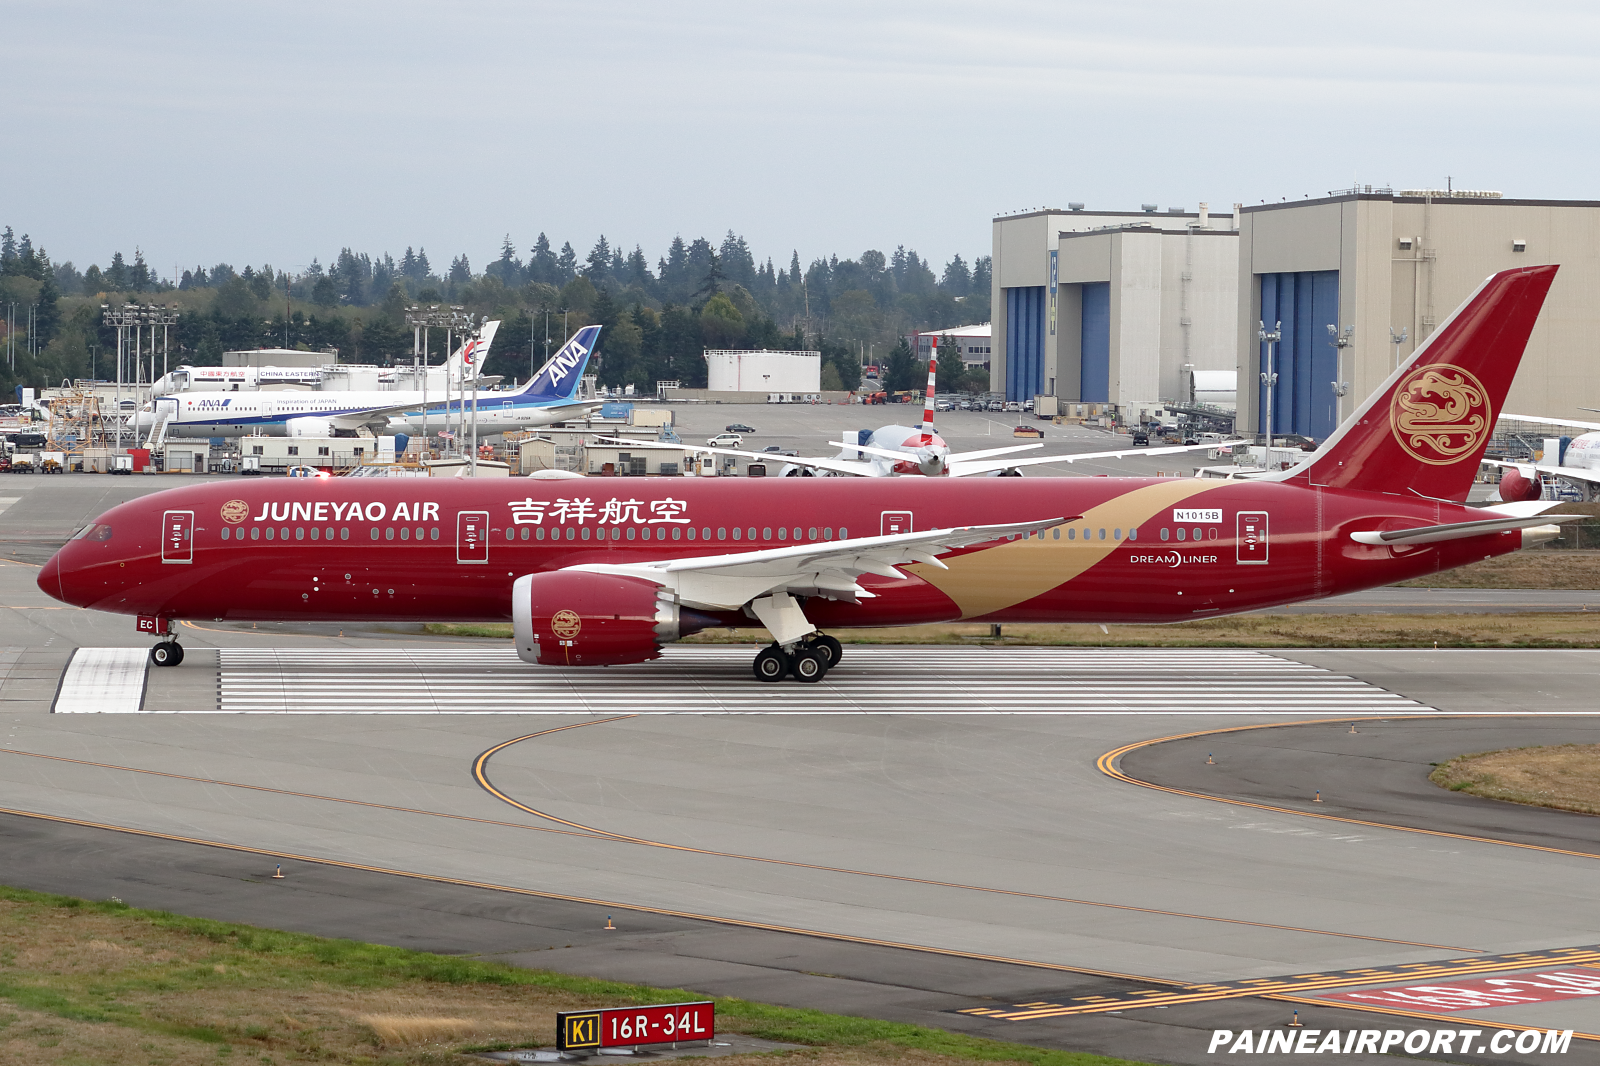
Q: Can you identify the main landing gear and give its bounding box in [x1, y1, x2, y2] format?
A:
[751, 635, 842, 684]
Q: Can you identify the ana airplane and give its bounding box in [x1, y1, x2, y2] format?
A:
[39, 266, 1574, 682]
[1483, 413, 1600, 502]
[610, 340, 1214, 478]
[134, 324, 598, 440]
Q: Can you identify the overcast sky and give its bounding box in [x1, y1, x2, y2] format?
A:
[6, 0, 1598, 280]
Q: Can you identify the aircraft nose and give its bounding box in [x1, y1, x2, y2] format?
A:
[36, 549, 63, 603]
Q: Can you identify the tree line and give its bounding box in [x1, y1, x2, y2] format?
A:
[2, 226, 991, 400]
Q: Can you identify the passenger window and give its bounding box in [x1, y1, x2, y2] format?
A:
[1097, 528, 1105, 540]
[717, 527, 726, 540]
[536, 528, 545, 540]
[266, 527, 275, 540]
[732, 527, 741, 540]
[1161, 528, 1169, 541]
[1114, 528, 1122, 540]
[1176, 528, 1186, 541]
[1208, 528, 1218, 540]
[1128, 528, 1137, 541]
[310, 527, 319, 541]
[342, 528, 349, 540]
[823, 528, 833, 540]
[627, 527, 636, 540]
[1193, 527, 1202, 541]
[762, 527, 772, 540]
[400, 528, 410, 541]
[672, 527, 681, 540]
[581, 528, 591, 540]
[505, 527, 514, 539]
[1052, 528, 1060, 540]
[808, 527, 817, 540]
[701, 527, 710, 539]
[793, 527, 802, 540]
[280, 527, 289, 540]
[838, 527, 847, 539]
[370, 528, 379, 540]
[385, 527, 394, 540]
[519, 527, 528, 540]
[251, 527, 260, 540]
[1067, 527, 1075, 540]
[687, 527, 697, 540]
[325, 527, 334, 540]
[221, 527, 230, 541]
[747, 527, 757, 540]
[566, 527, 575, 540]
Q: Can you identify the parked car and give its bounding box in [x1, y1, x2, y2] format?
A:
[725, 424, 756, 433]
[1131, 430, 1150, 446]
[707, 433, 744, 447]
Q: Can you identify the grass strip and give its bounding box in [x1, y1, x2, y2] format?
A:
[1430, 744, 1600, 816]
[429, 611, 1600, 648]
[0, 883, 1152, 1065]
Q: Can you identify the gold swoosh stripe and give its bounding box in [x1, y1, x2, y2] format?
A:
[909, 479, 1230, 618]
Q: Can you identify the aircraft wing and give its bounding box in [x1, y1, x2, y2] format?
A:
[1481, 458, 1600, 485]
[1501, 412, 1600, 432]
[326, 405, 415, 432]
[564, 516, 1071, 612]
[598, 436, 874, 477]
[944, 443, 1046, 463]
[949, 442, 1219, 477]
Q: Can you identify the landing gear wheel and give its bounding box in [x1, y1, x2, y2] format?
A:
[150, 641, 184, 667]
[752, 645, 788, 683]
[790, 648, 827, 683]
[811, 635, 843, 668]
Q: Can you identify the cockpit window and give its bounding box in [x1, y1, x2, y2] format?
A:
[88, 524, 113, 541]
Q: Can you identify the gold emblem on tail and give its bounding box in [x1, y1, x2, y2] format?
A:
[1389, 365, 1490, 465]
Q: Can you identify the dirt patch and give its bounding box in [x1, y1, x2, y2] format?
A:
[1430, 744, 1600, 816]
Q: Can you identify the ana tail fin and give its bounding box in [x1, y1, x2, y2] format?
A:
[1284, 264, 1557, 502]
[515, 325, 601, 402]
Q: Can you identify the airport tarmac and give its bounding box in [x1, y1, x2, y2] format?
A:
[3, 442, 1598, 1064]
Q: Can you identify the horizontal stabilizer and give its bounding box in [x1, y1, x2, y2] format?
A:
[1349, 513, 1581, 546]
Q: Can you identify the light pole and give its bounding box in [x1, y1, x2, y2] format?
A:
[1258, 320, 1281, 445]
[1390, 326, 1408, 372]
[1326, 323, 1352, 420]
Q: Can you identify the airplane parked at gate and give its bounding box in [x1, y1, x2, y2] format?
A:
[40, 267, 1574, 682]
[133, 324, 600, 440]
[609, 339, 1214, 478]
[1483, 413, 1600, 502]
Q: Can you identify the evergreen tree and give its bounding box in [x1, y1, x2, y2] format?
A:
[105, 252, 129, 291]
[584, 235, 612, 281]
[528, 233, 558, 285]
[940, 254, 971, 296]
[659, 236, 689, 303]
[626, 245, 653, 291]
[884, 338, 916, 392]
[487, 236, 522, 286]
[449, 254, 472, 284]
[555, 242, 578, 282]
[130, 249, 152, 292]
[719, 231, 756, 289]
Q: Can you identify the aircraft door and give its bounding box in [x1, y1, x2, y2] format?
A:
[1236, 511, 1268, 565]
[162, 510, 194, 564]
[456, 510, 490, 564]
[881, 510, 913, 536]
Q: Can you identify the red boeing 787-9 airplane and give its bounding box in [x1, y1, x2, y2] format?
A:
[39, 266, 1570, 683]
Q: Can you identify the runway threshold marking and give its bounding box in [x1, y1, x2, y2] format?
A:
[1098, 715, 1600, 862]
[469, 723, 1481, 954]
[957, 945, 1600, 1019]
[52, 647, 147, 713]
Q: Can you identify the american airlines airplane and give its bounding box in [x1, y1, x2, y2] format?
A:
[40, 267, 1572, 682]
[609, 341, 1213, 478]
[134, 325, 599, 440]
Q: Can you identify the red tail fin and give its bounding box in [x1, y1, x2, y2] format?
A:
[1289, 265, 1557, 501]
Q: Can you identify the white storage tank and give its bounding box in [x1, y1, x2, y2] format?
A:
[704, 350, 821, 393]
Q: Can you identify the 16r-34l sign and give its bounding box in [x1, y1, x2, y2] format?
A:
[556, 1001, 714, 1051]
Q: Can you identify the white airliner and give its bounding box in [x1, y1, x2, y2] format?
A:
[609, 340, 1215, 477]
[1484, 412, 1600, 501]
[135, 325, 600, 440]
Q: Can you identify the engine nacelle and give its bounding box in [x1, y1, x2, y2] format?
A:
[285, 416, 333, 438]
[1497, 466, 1542, 502]
[512, 570, 717, 666]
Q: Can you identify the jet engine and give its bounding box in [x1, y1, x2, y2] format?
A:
[1497, 466, 1542, 502]
[285, 416, 334, 438]
[512, 571, 719, 666]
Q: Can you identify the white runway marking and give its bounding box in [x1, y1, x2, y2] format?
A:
[53, 648, 148, 713]
[127, 646, 1460, 715]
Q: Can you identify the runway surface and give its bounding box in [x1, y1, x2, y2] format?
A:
[5, 478, 1600, 1062]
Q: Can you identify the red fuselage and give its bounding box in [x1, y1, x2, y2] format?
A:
[38, 475, 1518, 628]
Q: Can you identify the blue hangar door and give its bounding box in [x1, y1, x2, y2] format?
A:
[1258, 271, 1339, 440]
[1005, 286, 1045, 402]
[1079, 282, 1110, 403]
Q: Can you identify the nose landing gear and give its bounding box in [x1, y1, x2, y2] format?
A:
[750, 636, 838, 683]
[139, 616, 184, 667]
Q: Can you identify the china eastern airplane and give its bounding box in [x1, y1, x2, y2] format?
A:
[39, 266, 1575, 682]
[610, 340, 1215, 478]
[132, 324, 599, 439]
